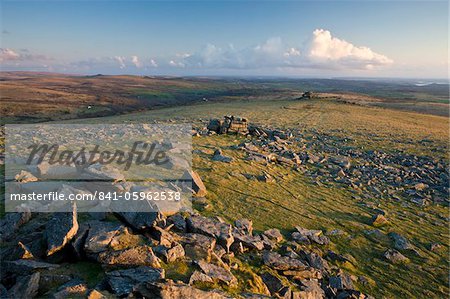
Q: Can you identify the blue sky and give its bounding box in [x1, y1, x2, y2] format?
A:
[0, 0, 448, 78]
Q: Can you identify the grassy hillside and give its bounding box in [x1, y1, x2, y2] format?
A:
[61, 97, 449, 298]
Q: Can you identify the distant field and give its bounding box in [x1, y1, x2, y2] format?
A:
[1, 72, 448, 124]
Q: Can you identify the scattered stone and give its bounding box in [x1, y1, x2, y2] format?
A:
[182, 170, 207, 197]
[371, 214, 388, 227]
[429, 243, 442, 252]
[154, 243, 185, 263]
[293, 279, 326, 299]
[383, 249, 409, 264]
[187, 215, 234, 252]
[305, 252, 329, 271]
[0, 206, 32, 241]
[263, 251, 308, 271]
[234, 219, 253, 235]
[51, 279, 88, 299]
[293, 227, 329, 245]
[46, 202, 79, 255]
[283, 268, 322, 280]
[167, 214, 187, 232]
[260, 272, 286, 295]
[189, 270, 214, 285]
[17, 241, 34, 259]
[232, 234, 264, 251]
[181, 233, 216, 262]
[3, 259, 59, 274]
[87, 289, 109, 299]
[388, 232, 412, 250]
[134, 280, 228, 299]
[212, 149, 233, 163]
[37, 162, 78, 179]
[118, 210, 165, 231]
[83, 163, 124, 182]
[263, 228, 283, 243]
[7, 272, 40, 299]
[106, 266, 165, 297]
[15, 170, 38, 183]
[98, 245, 162, 267]
[329, 274, 354, 291]
[197, 260, 237, 286]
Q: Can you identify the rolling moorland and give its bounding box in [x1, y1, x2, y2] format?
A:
[0, 72, 448, 298]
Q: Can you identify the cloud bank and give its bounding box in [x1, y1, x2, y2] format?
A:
[171, 29, 392, 71]
[0, 29, 393, 74]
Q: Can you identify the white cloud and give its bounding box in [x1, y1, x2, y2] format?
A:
[131, 55, 142, 68]
[170, 29, 392, 71]
[114, 56, 126, 69]
[0, 29, 393, 74]
[306, 29, 393, 69]
[0, 48, 20, 61]
[149, 59, 158, 68]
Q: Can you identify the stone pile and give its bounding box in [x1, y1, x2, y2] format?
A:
[0, 201, 372, 298]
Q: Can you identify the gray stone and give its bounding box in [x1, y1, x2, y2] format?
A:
[232, 234, 264, 251]
[189, 270, 214, 285]
[7, 272, 40, 299]
[263, 228, 283, 243]
[117, 210, 165, 231]
[167, 214, 187, 232]
[187, 215, 234, 252]
[293, 227, 329, 245]
[46, 202, 78, 255]
[180, 233, 216, 262]
[0, 207, 31, 241]
[260, 272, 285, 295]
[388, 232, 412, 250]
[106, 266, 165, 297]
[305, 252, 329, 271]
[383, 249, 409, 264]
[134, 280, 228, 299]
[197, 260, 237, 286]
[182, 170, 207, 197]
[14, 170, 38, 183]
[51, 279, 88, 299]
[98, 245, 162, 267]
[263, 251, 308, 271]
[234, 219, 253, 235]
[3, 259, 59, 274]
[292, 279, 325, 299]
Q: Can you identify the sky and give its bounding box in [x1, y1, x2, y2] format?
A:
[0, 0, 448, 78]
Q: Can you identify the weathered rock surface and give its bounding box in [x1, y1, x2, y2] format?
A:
[7, 272, 40, 299]
[293, 227, 329, 245]
[189, 270, 214, 285]
[187, 215, 234, 251]
[182, 170, 207, 197]
[197, 260, 237, 286]
[383, 249, 409, 264]
[106, 266, 165, 296]
[180, 233, 216, 262]
[0, 207, 32, 241]
[46, 203, 79, 255]
[98, 245, 162, 267]
[3, 259, 59, 274]
[263, 251, 308, 271]
[51, 279, 88, 299]
[134, 280, 229, 299]
[388, 232, 412, 250]
[263, 228, 283, 243]
[371, 214, 389, 227]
